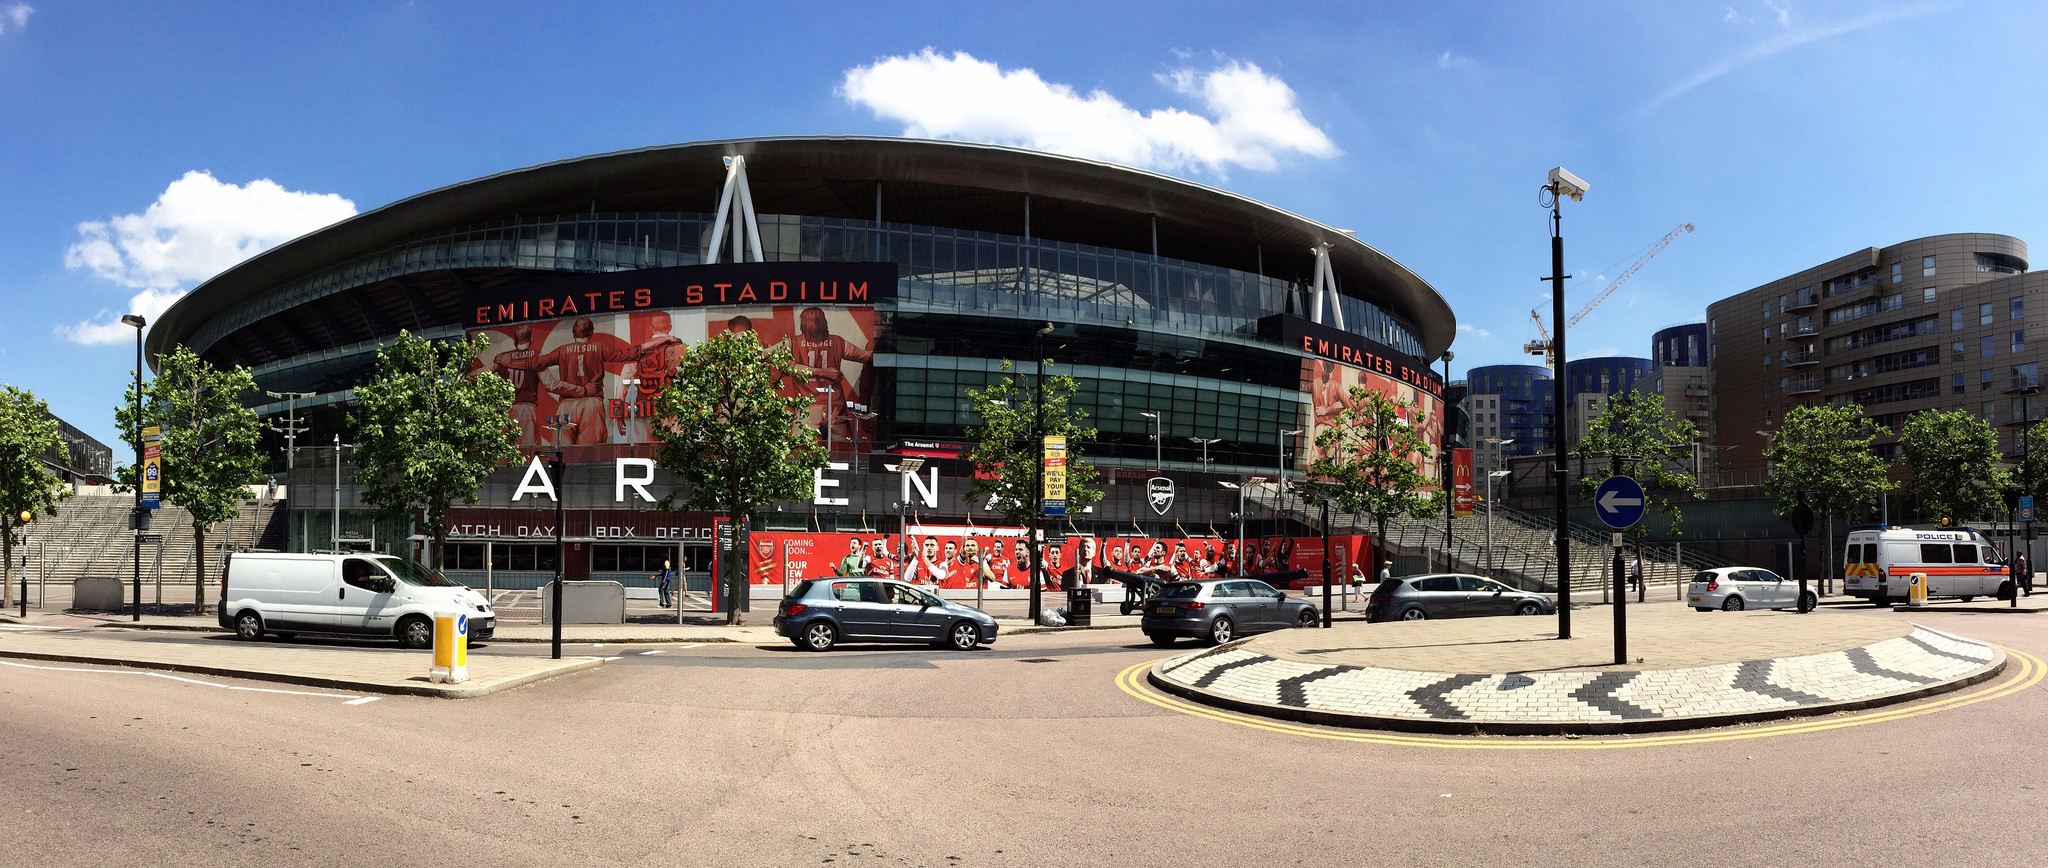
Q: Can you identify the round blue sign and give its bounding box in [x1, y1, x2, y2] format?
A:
[456, 614, 468, 635]
[1594, 476, 1646, 530]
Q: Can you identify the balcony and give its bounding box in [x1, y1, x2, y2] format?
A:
[1977, 264, 2023, 275]
[1788, 378, 1821, 395]
[1787, 293, 1820, 312]
[1792, 322, 1819, 337]
[1786, 351, 1820, 367]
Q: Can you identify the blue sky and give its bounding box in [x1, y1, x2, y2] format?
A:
[4, 0, 2046, 448]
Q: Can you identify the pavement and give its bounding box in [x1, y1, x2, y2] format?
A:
[1150, 601, 2007, 733]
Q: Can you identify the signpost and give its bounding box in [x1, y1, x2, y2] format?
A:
[1594, 476, 1644, 666]
[1041, 435, 1067, 518]
[1790, 500, 1816, 613]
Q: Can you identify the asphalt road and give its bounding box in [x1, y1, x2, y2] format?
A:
[3, 600, 2046, 867]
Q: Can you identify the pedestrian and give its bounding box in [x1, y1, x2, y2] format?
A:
[1379, 559, 1393, 583]
[656, 563, 673, 608]
[2019, 551, 2033, 597]
[1628, 555, 1643, 592]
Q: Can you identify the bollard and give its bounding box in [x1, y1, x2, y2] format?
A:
[1906, 572, 1928, 608]
[429, 609, 469, 684]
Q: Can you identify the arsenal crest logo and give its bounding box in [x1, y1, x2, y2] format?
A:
[1147, 477, 1176, 515]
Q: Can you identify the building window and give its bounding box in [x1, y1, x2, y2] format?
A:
[1982, 336, 1995, 359]
[1953, 373, 1966, 394]
[1953, 308, 1965, 331]
[1924, 287, 1937, 304]
[1893, 263, 1904, 283]
[1981, 303, 1995, 325]
[2018, 362, 2041, 390]
[1984, 401, 1997, 422]
[2014, 297, 2025, 320]
[1984, 369, 1995, 389]
[2015, 330, 2026, 353]
[1924, 255, 1937, 277]
[1952, 340, 1966, 361]
[1779, 377, 1789, 394]
[1763, 328, 1771, 344]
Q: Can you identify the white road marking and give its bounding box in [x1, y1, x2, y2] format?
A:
[591, 643, 606, 648]
[673, 643, 705, 650]
[602, 656, 623, 661]
[1, 658, 371, 704]
[343, 696, 380, 705]
[638, 650, 665, 656]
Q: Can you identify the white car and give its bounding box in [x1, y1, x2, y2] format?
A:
[1688, 567, 1816, 612]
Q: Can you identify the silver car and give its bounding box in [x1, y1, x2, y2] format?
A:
[1365, 573, 1555, 622]
[1688, 567, 1816, 612]
[1141, 578, 1321, 646]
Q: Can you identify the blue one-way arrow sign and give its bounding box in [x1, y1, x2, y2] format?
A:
[1594, 476, 1646, 530]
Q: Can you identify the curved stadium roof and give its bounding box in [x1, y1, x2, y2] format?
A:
[151, 136, 1456, 361]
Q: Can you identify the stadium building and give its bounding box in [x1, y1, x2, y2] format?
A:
[147, 137, 1457, 601]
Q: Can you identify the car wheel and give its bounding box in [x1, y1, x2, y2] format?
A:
[946, 621, 980, 651]
[1120, 600, 1137, 616]
[1296, 609, 1318, 628]
[233, 611, 263, 641]
[1147, 632, 1177, 647]
[1801, 591, 1818, 611]
[397, 615, 434, 650]
[1872, 596, 1892, 607]
[802, 620, 837, 652]
[1694, 607, 1713, 612]
[1722, 596, 1745, 612]
[1962, 596, 1976, 603]
[1515, 601, 1542, 616]
[1207, 617, 1234, 645]
[1400, 607, 1428, 621]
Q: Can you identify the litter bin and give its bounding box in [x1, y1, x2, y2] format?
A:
[1065, 588, 1092, 627]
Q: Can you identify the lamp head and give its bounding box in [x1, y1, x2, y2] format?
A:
[121, 314, 147, 328]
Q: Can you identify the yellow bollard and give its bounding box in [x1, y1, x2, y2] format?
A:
[1907, 572, 1928, 608]
[429, 610, 469, 684]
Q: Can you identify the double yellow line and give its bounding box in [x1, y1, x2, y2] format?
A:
[1114, 647, 2043, 750]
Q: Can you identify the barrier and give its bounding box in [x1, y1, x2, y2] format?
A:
[72, 577, 125, 611]
[539, 581, 627, 624]
[1907, 572, 1928, 608]
[429, 610, 469, 684]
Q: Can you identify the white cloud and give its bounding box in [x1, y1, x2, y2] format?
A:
[839, 48, 1338, 176]
[1436, 50, 1472, 70]
[0, 4, 30, 34]
[1458, 323, 1492, 339]
[58, 170, 356, 344]
[1641, 0, 1952, 114]
[1764, 0, 1793, 27]
[1724, 6, 1741, 24]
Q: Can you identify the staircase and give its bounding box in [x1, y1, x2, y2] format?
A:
[1247, 483, 1730, 598]
[15, 492, 288, 590]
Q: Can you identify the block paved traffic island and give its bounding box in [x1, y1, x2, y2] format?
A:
[1148, 602, 2006, 734]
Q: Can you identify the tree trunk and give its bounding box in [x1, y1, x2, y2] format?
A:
[2, 520, 14, 611]
[433, 529, 448, 572]
[193, 521, 208, 617]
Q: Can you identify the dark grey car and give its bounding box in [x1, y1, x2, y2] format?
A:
[1140, 578, 1320, 647]
[773, 578, 999, 651]
[1365, 573, 1555, 622]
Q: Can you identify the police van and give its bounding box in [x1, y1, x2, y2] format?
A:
[1840, 525, 2011, 605]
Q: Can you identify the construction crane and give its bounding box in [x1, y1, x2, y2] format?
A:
[1525, 223, 1695, 370]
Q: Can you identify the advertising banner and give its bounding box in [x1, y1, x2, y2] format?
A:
[467, 265, 887, 458]
[140, 425, 162, 510]
[1453, 447, 1475, 517]
[1041, 435, 1068, 517]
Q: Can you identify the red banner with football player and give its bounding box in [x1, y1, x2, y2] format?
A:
[465, 264, 888, 457]
[742, 528, 1372, 592]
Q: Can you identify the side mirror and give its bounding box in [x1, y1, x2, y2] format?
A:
[379, 579, 396, 594]
[1277, 592, 1287, 600]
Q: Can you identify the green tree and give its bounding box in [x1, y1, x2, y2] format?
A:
[962, 360, 1105, 564]
[1899, 408, 2006, 524]
[115, 347, 266, 615]
[2018, 420, 2048, 506]
[1574, 390, 1703, 536]
[0, 386, 72, 611]
[353, 331, 519, 569]
[651, 330, 826, 624]
[1305, 387, 1442, 548]
[1765, 403, 1894, 585]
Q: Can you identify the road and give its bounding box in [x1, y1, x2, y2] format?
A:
[3, 600, 2045, 867]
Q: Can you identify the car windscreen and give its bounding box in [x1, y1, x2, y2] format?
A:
[1160, 582, 1204, 599]
[1373, 580, 1405, 594]
[377, 556, 459, 587]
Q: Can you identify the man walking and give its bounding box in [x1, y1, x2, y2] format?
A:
[655, 560, 674, 609]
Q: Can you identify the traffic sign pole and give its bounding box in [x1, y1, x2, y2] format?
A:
[1594, 475, 1646, 666]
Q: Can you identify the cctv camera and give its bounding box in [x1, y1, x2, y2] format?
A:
[1547, 167, 1588, 201]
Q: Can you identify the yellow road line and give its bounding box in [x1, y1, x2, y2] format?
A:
[1114, 647, 2043, 750]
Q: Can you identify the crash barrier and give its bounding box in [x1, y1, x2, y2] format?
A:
[72, 577, 125, 611]
[539, 580, 626, 624]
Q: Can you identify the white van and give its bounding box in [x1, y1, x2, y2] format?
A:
[216, 552, 494, 648]
[1841, 526, 2011, 605]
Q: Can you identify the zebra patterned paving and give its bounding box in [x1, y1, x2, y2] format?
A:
[1151, 625, 2003, 733]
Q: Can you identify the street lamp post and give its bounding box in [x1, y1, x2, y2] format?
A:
[1139, 411, 1162, 471]
[1190, 437, 1219, 470]
[1277, 428, 1302, 528]
[1440, 350, 1455, 572]
[1542, 166, 1587, 639]
[1482, 432, 1513, 573]
[847, 403, 876, 473]
[1029, 323, 1054, 623]
[265, 390, 316, 471]
[1219, 476, 1266, 577]
[2016, 385, 2039, 606]
[122, 313, 146, 622]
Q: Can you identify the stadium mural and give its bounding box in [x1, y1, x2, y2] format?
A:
[464, 263, 892, 455]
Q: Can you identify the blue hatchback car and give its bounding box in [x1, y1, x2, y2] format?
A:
[774, 578, 1000, 652]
